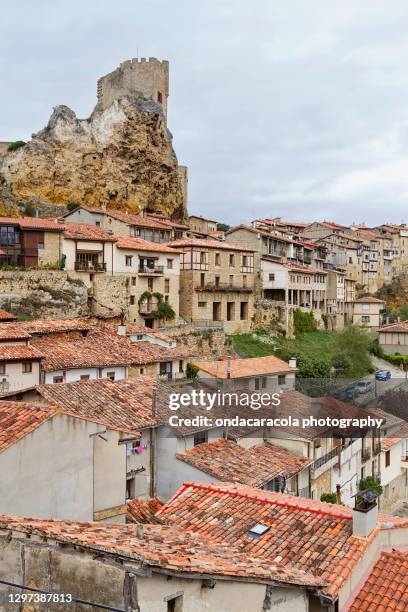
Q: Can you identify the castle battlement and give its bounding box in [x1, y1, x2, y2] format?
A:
[96, 57, 169, 120]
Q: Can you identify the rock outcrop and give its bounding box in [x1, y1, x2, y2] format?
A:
[0, 95, 185, 219]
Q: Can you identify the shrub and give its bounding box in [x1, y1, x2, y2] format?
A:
[320, 492, 338, 504]
[186, 362, 199, 380]
[293, 309, 317, 336]
[67, 202, 80, 211]
[7, 140, 26, 152]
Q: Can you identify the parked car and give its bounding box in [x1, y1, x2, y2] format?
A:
[355, 380, 374, 395]
[375, 370, 391, 381]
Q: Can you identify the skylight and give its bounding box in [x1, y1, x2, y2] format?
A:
[248, 523, 270, 539]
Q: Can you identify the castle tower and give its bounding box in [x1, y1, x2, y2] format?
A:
[96, 58, 169, 122]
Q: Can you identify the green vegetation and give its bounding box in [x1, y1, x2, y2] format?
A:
[17, 313, 32, 322]
[7, 140, 26, 152]
[186, 362, 199, 380]
[358, 476, 383, 505]
[138, 291, 175, 321]
[216, 222, 230, 232]
[293, 308, 317, 335]
[228, 332, 278, 358]
[320, 492, 338, 504]
[67, 202, 80, 211]
[332, 325, 374, 379]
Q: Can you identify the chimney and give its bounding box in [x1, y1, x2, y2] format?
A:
[289, 356, 297, 369]
[352, 489, 379, 537]
[136, 524, 144, 539]
[117, 324, 126, 336]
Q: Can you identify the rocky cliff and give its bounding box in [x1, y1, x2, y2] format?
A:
[0, 95, 185, 219]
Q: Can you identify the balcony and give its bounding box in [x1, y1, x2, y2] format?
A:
[373, 440, 382, 455]
[195, 282, 252, 293]
[310, 446, 339, 476]
[362, 447, 371, 462]
[75, 261, 106, 272]
[138, 265, 164, 275]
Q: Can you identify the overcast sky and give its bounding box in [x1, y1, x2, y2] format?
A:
[2, 1, 408, 225]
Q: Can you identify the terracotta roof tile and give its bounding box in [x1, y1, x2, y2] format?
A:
[116, 235, 180, 253]
[0, 216, 64, 231]
[167, 237, 255, 252]
[0, 325, 31, 340]
[380, 321, 408, 333]
[127, 498, 164, 523]
[36, 377, 158, 433]
[194, 355, 295, 378]
[0, 515, 325, 587]
[63, 221, 116, 242]
[350, 551, 408, 611]
[354, 296, 385, 304]
[0, 344, 45, 362]
[0, 402, 55, 452]
[158, 482, 404, 598]
[0, 309, 16, 321]
[176, 439, 309, 486]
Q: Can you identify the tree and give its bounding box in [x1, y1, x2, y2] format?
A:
[216, 222, 230, 232]
[320, 492, 338, 504]
[293, 309, 317, 336]
[358, 476, 382, 505]
[332, 324, 373, 379]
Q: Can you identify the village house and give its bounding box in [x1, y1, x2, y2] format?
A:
[113, 235, 180, 328]
[0, 216, 64, 267]
[167, 237, 255, 333]
[0, 386, 157, 522]
[0, 514, 325, 612]
[0, 342, 44, 393]
[193, 354, 297, 392]
[352, 296, 386, 334]
[174, 438, 311, 496]
[300, 220, 348, 241]
[158, 481, 408, 611]
[188, 214, 218, 235]
[254, 218, 310, 235]
[325, 268, 346, 329]
[260, 258, 327, 334]
[0, 308, 16, 322]
[63, 205, 189, 242]
[378, 319, 408, 355]
[61, 220, 116, 276]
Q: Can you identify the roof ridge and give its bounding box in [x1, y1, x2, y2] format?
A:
[179, 482, 352, 520]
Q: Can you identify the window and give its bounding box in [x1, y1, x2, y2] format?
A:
[53, 376, 63, 383]
[0, 364, 5, 375]
[95, 221, 101, 228]
[167, 258, 173, 269]
[166, 594, 183, 612]
[255, 377, 267, 390]
[179, 360, 184, 373]
[215, 275, 220, 288]
[278, 374, 286, 385]
[362, 315, 370, 323]
[385, 450, 391, 467]
[261, 377, 267, 389]
[269, 273, 275, 281]
[140, 367, 145, 375]
[80, 374, 90, 381]
[198, 301, 207, 308]
[125, 255, 133, 266]
[215, 253, 221, 266]
[242, 255, 248, 267]
[131, 276, 137, 286]
[229, 275, 234, 286]
[148, 278, 154, 291]
[240, 301, 248, 320]
[157, 91, 163, 103]
[165, 279, 170, 293]
[227, 301, 235, 321]
[22, 362, 32, 374]
[193, 430, 208, 446]
[37, 241, 44, 250]
[243, 275, 247, 287]
[107, 371, 116, 381]
[130, 295, 135, 305]
[229, 254, 235, 266]
[200, 273, 205, 287]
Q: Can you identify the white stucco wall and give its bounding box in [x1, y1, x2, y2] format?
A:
[44, 366, 127, 384]
[0, 360, 41, 391]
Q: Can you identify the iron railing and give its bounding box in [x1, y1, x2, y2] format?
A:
[310, 446, 339, 471]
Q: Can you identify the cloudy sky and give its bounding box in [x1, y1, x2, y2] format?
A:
[2, 1, 408, 225]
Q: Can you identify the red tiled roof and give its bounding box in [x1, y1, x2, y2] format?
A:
[0, 216, 64, 231]
[176, 439, 309, 486]
[105, 209, 174, 229]
[127, 498, 164, 523]
[354, 296, 385, 304]
[167, 237, 255, 252]
[36, 377, 158, 433]
[0, 325, 31, 340]
[0, 344, 45, 362]
[0, 515, 323, 587]
[158, 482, 407, 598]
[63, 221, 116, 242]
[262, 219, 309, 228]
[379, 320, 408, 333]
[122, 323, 174, 344]
[194, 355, 294, 378]
[0, 402, 55, 453]
[0, 309, 16, 321]
[17, 318, 93, 336]
[115, 236, 180, 253]
[349, 551, 408, 611]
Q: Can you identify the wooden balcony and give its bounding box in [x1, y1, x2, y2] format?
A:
[195, 282, 252, 293]
[138, 265, 165, 275]
[75, 261, 106, 272]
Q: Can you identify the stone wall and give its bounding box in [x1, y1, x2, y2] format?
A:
[89, 274, 130, 318]
[252, 298, 287, 335]
[161, 324, 226, 359]
[0, 270, 88, 319]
